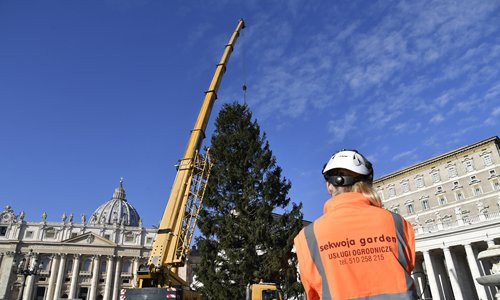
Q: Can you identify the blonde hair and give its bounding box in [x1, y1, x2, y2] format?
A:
[331, 181, 382, 207]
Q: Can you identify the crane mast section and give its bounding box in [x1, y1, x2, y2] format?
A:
[185, 21, 245, 157]
[149, 19, 245, 269]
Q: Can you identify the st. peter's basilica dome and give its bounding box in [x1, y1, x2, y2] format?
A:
[88, 179, 141, 227]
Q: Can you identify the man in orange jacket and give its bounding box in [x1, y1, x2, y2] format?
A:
[294, 150, 417, 299]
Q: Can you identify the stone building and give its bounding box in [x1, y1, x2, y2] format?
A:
[374, 136, 500, 300]
[0, 179, 290, 300]
[0, 180, 157, 300]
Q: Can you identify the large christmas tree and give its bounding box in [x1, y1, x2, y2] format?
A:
[194, 103, 304, 299]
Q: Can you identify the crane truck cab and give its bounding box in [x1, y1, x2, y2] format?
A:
[246, 283, 283, 300]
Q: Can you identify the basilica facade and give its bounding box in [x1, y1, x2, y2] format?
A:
[0, 181, 157, 300]
[375, 136, 500, 300]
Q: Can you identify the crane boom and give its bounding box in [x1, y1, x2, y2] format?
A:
[140, 19, 245, 288]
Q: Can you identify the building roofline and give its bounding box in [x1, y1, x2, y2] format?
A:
[374, 136, 499, 183]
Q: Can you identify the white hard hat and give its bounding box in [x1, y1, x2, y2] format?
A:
[322, 150, 373, 186]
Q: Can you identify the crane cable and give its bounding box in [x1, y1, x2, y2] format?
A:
[241, 26, 247, 105]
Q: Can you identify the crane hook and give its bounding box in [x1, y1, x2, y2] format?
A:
[242, 83, 247, 104]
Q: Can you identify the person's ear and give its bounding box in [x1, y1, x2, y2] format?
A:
[326, 181, 334, 195]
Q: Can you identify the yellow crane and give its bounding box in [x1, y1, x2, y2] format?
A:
[124, 19, 284, 300]
[143, 17, 245, 285]
[124, 19, 245, 300]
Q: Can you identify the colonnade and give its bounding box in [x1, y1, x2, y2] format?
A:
[413, 240, 496, 300]
[7, 253, 141, 300]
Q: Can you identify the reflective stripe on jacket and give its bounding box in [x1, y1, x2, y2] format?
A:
[294, 192, 417, 300]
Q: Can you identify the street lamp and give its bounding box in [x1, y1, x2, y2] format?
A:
[12, 249, 43, 300]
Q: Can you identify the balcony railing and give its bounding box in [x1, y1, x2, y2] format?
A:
[414, 209, 500, 235]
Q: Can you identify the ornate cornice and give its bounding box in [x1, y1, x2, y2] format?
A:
[375, 136, 499, 183]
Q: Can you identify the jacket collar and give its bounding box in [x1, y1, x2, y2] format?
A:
[323, 192, 371, 214]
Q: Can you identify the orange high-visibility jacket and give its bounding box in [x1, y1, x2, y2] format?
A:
[294, 192, 417, 300]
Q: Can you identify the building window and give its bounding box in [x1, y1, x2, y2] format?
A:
[0, 226, 7, 237]
[415, 176, 424, 188]
[104, 234, 111, 240]
[122, 260, 132, 273]
[464, 160, 474, 173]
[25, 231, 34, 239]
[78, 288, 89, 299]
[401, 181, 410, 193]
[490, 169, 497, 177]
[124, 234, 135, 243]
[483, 154, 493, 166]
[66, 260, 73, 273]
[431, 171, 441, 183]
[470, 175, 480, 183]
[71, 232, 78, 238]
[39, 257, 50, 272]
[100, 260, 107, 273]
[463, 214, 471, 224]
[406, 204, 415, 215]
[388, 186, 396, 198]
[493, 180, 500, 191]
[421, 199, 430, 210]
[391, 207, 399, 214]
[473, 186, 482, 196]
[82, 258, 92, 272]
[448, 166, 457, 178]
[438, 196, 447, 205]
[146, 237, 154, 244]
[455, 191, 465, 201]
[45, 230, 56, 239]
[442, 216, 453, 227]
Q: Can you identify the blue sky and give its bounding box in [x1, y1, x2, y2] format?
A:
[1, 0, 499, 226]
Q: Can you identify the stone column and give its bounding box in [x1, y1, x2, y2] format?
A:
[103, 256, 115, 300]
[68, 254, 81, 299]
[53, 253, 67, 300]
[0, 252, 15, 300]
[22, 275, 35, 300]
[45, 254, 60, 300]
[89, 255, 100, 300]
[465, 244, 489, 300]
[423, 250, 442, 300]
[412, 256, 427, 299]
[443, 247, 463, 299]
[22, 254, 38, 300]
[112, 257, 122, 300]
